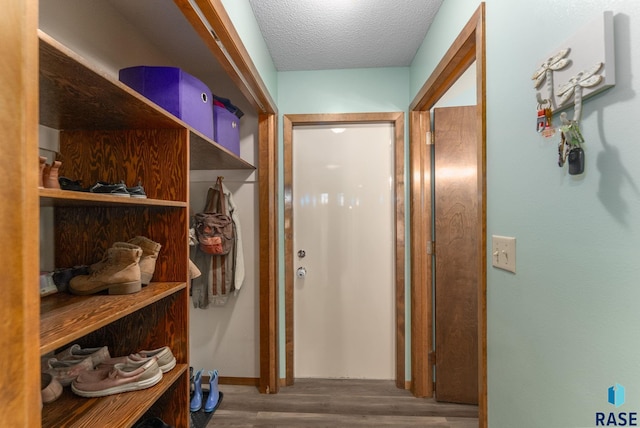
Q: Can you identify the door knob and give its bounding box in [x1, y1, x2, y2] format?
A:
[296, 267, 307, 278]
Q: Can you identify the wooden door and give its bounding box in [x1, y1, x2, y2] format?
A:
[434, 106, 478, 404]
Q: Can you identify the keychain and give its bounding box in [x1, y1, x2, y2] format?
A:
[558, 112, 585, 174]
[536, 101, 555, 138]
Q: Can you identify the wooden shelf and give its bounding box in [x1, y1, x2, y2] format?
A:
[40, 282, 186, 355]
[41, 364, 187, 428]
[39, 29, 255, 171]
[190, 131, 255, 170]
[39, 189, 187, 208]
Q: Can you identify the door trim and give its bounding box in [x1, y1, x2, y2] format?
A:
[283, 112, 406, 388]
[409, 3, 487, 426]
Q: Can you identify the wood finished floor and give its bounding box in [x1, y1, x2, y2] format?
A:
[206, 379, 478, 427]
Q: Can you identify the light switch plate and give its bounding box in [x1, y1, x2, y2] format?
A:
[492, 235, 516, 273]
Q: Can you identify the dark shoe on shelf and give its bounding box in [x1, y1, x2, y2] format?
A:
[58, 177, 88, 192]
[52, 265, 91, 292]
[123, 180, 147, 198]
[133, 416, 174, 428]
[89, 181, 130, 197]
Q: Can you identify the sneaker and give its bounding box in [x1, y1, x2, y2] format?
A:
[71, 358, 163, 397]
[89, 181, 130, 197]
[122, 180, 147, 198]
[55, 344, 111, 368]
[58, 177, 88, 192]
[41, 372, 63, 404]
[44, 357, 93, 387]
[98, 346, 176, 373]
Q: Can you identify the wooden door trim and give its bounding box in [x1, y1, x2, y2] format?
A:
[258, 112, 279, 393]
[175, 0, 280, 394]
[283, 112, 406, 388]
[409, 3, 487, 427]
[409, 110, 432, 397]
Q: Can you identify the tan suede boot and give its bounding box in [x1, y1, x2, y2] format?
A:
[127, 236, 161, 285]
[89, 242, 140, 274]
[70, 246, 142, 295]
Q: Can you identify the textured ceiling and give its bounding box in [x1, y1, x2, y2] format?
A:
[248, 0, 443, 71]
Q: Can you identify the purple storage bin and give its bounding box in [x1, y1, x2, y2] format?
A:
[213, 105, 240, 156]
[119, 66, 214, 140]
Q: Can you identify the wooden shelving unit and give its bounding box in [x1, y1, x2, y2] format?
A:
[38, 23, 253, 427]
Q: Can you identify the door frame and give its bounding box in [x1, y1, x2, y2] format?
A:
[283, 112, 406, 388]
[409, 3, 487, 426]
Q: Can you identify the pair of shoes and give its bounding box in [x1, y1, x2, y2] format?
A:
[43, 344, 112, 387]
[71, 357, 163, 397]
[41, 158, 62, 189]
[89, 180, 147, 198]
[69, 244, 143, 295]
[69, 236, 161, 294]
[41, 372, 63, 404]
[89, 236, 161, 285]
[56, 344, 111, 367]
[43, 356, 94, 387]
[100, 346, 176, 373]
[190, 368, 222, 413]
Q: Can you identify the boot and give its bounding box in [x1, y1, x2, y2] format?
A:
[43, 160, 62, 189]
[89, 242, 140, 274]
[39, 157, 47, 188]
[204, 369, 222, 413]
[70, 245, 142, 295]
[127, 236, 161, 285]
[190, 368, 204, 412]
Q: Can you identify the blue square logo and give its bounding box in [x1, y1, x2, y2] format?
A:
[609, 383, 626, 408]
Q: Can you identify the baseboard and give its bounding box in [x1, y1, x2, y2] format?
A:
[218, 376, 259, 386]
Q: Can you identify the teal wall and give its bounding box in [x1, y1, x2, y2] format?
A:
[219, 0, 278, 101]
[412, 1, 640, 426]
[225, 1, 640, 425]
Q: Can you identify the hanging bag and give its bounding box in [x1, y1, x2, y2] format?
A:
[194, 177, 234, 255]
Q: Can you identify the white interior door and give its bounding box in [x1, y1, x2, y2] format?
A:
[292, 123, 395, 379]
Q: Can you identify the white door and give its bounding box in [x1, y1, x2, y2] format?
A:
[292, 123, 395, 379]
